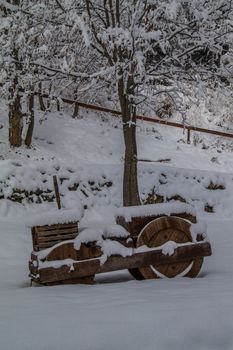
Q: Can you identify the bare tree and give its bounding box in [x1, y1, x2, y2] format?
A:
[1, 1, 22, 146]
[1, 0, 232, 166]
[81, 0, 233, 206]
[83, 0, 153, 206]
[0, 0, 89, 147]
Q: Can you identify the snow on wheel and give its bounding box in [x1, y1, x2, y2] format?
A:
[136, 216, 203, 279]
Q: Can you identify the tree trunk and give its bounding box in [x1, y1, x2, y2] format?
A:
[47, 82, 52, 110]
[38, 82, 46, 111]
[123, 121, 140, 206]
[56, 99, 60, 112]
[25, 93, 34, 147]
[72, 103, 79, 118]
[72, 88, 79, 118]
[118, 78, 141, 207]
[8, 78, 22, 147]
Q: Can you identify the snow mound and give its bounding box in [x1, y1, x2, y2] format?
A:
[116, 202, 196, 222]
[26, 208, 84, 227]
[74, 224, 130, 250]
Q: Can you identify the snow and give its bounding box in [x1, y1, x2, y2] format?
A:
[1, 0, 233, 346]
[116, 202, 196, 222]
[72, 223, 131, 265]
[74, 228, 103, 249]
[99, 240, 132, 264]
[36, 236, 208, 270]
[39, 257, 77, 270]
[1, 102, 233, 349]
[190, 221, 207, 241]
[103, 224, 129, 238]
[74, 224, 129, 251]
[1, 216, 233, 350]
[161, 240, 178, 255]
[26, 208, 83, 227]
[34, 239, 75, 260]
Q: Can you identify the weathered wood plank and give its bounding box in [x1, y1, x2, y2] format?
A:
[136, 216, 203, 278]
[36, 228, 78, 237]
[45, 242, 102, 262]
[35, 223, 78, 232]
[33, 241, 69, 250]
[116, 213, 196, 236]
[31, 227, 37, 251]
[31, 222, 78, 251]
[38, 242, 211, 283]
[38, 233, 77, 242]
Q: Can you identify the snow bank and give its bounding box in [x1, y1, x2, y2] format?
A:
[0, 157, 233, 220]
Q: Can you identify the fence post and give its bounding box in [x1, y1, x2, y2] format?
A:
[72, 102, 79, 118]
[53, 175, 61, 210]
[187, 128, 191, 144]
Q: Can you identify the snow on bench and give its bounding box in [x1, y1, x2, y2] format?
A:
[26, 208, 84, 227]
[115, 202, 197, 222]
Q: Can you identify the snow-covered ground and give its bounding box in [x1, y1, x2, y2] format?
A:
[1, 215, 233, 350]
[1, 102, 233, 349]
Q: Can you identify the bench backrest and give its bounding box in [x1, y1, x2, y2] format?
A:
[31, 222, 78, 251]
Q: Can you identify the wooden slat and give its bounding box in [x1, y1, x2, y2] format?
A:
[38, 233, 77, 243]
[36, 228, 78, 237]
[31, 222, 78, 251]
[34, 241, 62, 249]
[53, 175, 61, 209]
[32, 236, 77, 251]
[31, 227, 37, 250]
[38, 242, 211, 283]
[35, 222, 77, 232]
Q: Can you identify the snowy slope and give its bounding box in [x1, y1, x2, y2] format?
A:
[1, 100, 233, 170]
[1, 101, 233, 219]
[1, 101, 233, 349]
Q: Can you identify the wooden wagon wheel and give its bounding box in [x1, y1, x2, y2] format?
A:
[42, 242, 102, 285]
[136, 216, 203, 279]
